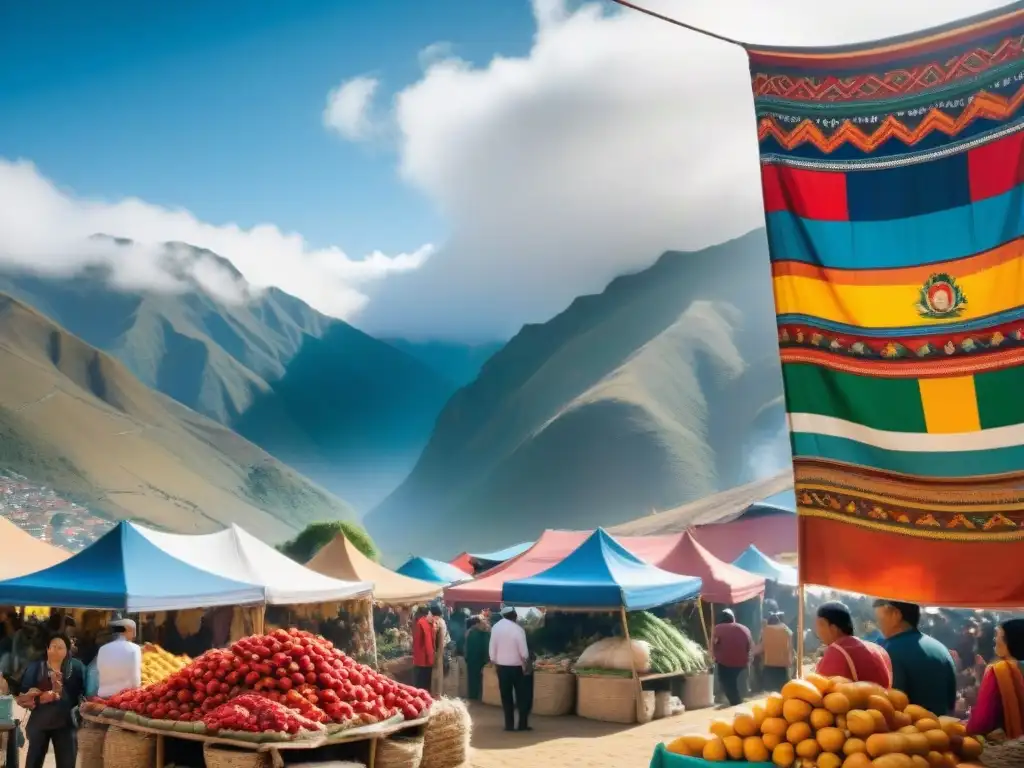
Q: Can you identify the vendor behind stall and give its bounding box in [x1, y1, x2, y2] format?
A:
[96, 619, 141, 698]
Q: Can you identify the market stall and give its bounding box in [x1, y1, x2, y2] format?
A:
[306, 532, 444, 678]
[501, 528, 705, 724]
[0, 521, 264, 611]
[732, 545, 797, 588]
[395, 557, 470, 585]
[448, 553, 474, 575]
[306, 533, 441, 605]
[689, 505, 797, 563]
[79, 628, 446, 768]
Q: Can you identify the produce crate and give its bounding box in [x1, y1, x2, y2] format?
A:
[649, 743, 773, 768]
[482, 666, 501, 707]
[576, 675, 654, 724]
[531, 670, 575, 717]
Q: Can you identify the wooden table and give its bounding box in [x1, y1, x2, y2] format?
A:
[83, 711, 428, 768]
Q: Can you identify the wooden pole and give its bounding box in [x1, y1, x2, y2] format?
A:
[696, 598, 710, 648]
[796, 584, 806, 679]
[620, 606, 643, 723]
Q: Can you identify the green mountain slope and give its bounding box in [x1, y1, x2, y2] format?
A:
[0, 245, 459, 509]
[365, 230, 787, 558]
[0, 292, 351, 541]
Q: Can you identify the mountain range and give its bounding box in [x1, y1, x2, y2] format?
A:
[365, 229, 788, 559]
[0, 246, 498, 511]
[0, 228, 787, 551]
[0, 291, 347, 542]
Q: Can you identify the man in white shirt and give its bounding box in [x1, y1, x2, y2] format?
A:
[488, 606, 531, 732]
[96, 619, 142, 699]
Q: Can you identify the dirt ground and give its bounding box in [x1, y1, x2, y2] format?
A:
[20, 701, 733, 767]
[469, 700, 736, 768]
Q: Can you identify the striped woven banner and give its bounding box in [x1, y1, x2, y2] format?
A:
[748, 2, 1024, 606]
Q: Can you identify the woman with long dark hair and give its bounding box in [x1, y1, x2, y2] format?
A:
[17, 633, 85, 768]
[967, 619, 1024, 738]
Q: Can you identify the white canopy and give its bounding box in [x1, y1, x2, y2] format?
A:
[137, 524, 373, 605]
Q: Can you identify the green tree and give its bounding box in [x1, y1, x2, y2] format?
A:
[278, 520, 379, 564]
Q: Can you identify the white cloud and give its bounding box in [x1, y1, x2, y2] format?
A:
[0, 159, 430, 319]
[323, 75, 382, 141]
[357, 0, 1013, 340]
[418, 42, 453, 69]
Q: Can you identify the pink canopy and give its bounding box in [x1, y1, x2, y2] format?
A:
[651, 532, 764, 604]
[444, 529, 765, 606]
[689, 512, 796, 563]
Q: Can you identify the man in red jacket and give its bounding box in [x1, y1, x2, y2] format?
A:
[412, 607, 435, 692]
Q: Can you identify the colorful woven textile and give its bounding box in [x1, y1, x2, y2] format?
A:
[748, 2, 1024, 606]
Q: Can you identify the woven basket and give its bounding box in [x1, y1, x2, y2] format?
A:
[482, 666, 501, 707]
[531, 670, 575, 716]
[421, 698, 472, 768]
[376, 733, 425, 768]
[576, 675, 654, 724]
[76, 722, 107, 768]
[102, 726, 155, 768]
[203, 744, 273, 768]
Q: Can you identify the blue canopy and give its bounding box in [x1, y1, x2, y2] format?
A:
[502, 529, 702, 611]
[0, 522, 264, 611]
[731, 545, 798, 587]
[396, 556, 469, 585]
[467, 542, 533, 565]
[758, 489, 797, 512]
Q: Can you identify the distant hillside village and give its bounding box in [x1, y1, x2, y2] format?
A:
[0, 472, 112, 551]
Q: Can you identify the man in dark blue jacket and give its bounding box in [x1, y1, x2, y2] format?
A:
[873, 599, 957, 715]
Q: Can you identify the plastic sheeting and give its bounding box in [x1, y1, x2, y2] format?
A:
[137, 524, 372, 605]
[306, 533, 441, 605]
[732, 545, 798, 587]
[502, 529, 702, 610]
[0, 522, 263, 611]
[467, 542, 533, 567]
[395, 556, 468, 585]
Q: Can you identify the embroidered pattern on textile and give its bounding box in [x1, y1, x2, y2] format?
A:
[752, 35, 1024, 102]
[750, 3, 1024, 546]
[794, 462, 1024, 541]
[758, 85, 1024, 153]
[777, 323, 1024, 376]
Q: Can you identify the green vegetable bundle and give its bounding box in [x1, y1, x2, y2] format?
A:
[627, 612, 708, 675]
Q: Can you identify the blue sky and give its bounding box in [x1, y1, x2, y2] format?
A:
[0, 0, 535, 257]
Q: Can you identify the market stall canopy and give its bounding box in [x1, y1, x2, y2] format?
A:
[0, 522, 263, 611]
[137, 524, 373, 605]
[448, 553, 474, 574]
[306, 533, 441, 605]
[732, 545, 798, 588]
[648, 532, 765, 604]
[467, 542, 533, 569]
[760, 489, 797, 512]
[689, 509, 797, 563]
[502, 529, 702, 611]
[445, 529, 686, 606]
[0, 517, 69, 580]
[395, 556, 469, 585]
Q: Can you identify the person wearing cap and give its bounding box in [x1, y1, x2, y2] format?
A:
[489, 607, 531, 732]
[713, 609, 753, 705]
[873, 599, 956, 716]
[96, 619, 141, 699]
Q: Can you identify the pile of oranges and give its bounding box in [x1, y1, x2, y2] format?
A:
[666, 673, 983, 768]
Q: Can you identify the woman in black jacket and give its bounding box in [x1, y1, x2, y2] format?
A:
[17, 633, 86, 768]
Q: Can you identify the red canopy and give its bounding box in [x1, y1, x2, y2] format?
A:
[448, 553, 474, 574]
[648, 532, 765, 605]
[689, 512, 796, 563]
[444, 529, 764, 606]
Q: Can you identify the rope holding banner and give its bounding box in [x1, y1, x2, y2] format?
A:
[607, 0, 751, 48]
